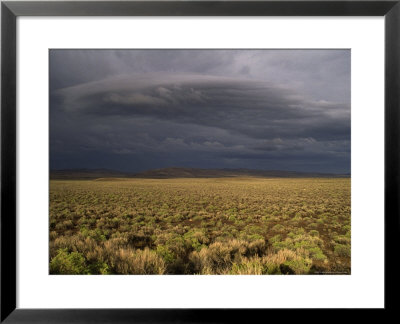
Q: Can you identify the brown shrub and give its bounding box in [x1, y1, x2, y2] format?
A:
[111, 248, 166, 274]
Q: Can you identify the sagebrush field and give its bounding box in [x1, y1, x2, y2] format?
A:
[49, 177, 350, 275]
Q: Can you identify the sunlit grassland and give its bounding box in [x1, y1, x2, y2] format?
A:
[49, 177, 350, 275]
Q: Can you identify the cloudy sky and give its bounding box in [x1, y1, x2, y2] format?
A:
[50, 49, 350, 173]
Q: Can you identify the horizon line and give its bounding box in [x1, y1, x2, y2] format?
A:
[50, 166, 351, 175]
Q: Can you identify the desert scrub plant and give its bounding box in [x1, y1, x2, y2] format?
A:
[269, 234, 282, 244]
[49, 230, 58, 241]
[307, 246, 327, 261]
[109, 247, 166, 274]
[80, 227, 107, 242]
[229, 257, 265, 275]
[280, 258, 312, 274]
[87, 260, 110, 274]
[188, 239, 268, 274]
[271, 231, 326, 264]
[50, 177, 350, 274]
[266, 249, 312, 274]
[228, 248, 313, 275]
[247, 239, 267, 257]
[271, 224, 285, 233]
[334, 244, 350, 257]
[196, 241, 233, 274]
[156, 244, 176, 264]
[333, 234, 350, 245]
[183, 229, 209, 251]
[50, 248, 87, 274]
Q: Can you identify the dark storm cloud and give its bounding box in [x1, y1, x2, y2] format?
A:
[54, 73, 349, 139]
[50, 50, 350, 173]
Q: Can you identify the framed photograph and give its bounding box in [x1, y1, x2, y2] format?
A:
[1, 0, 399, 321]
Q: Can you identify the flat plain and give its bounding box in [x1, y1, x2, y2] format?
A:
[49, 177, 350, 275]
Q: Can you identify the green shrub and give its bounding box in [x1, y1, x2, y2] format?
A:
[88, 261, 110, 274]
[156, 245, 175, 263]
[50, 177, 351, 275]
[269, 234, 282, 243]
[308, 246, 327, 261]
[50, 248, 87, 274]
[334, 235, 350, 244]
[281, 257, 312, 274]
[264, 263, 281, 274]
[271, 224, 285, 233]
[334, 244, 350, 257]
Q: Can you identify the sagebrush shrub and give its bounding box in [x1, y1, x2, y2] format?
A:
[50, 248, 87, 274]
[50, 178, 350, 274]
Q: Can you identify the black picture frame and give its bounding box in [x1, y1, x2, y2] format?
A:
[1, 0, 399, 322]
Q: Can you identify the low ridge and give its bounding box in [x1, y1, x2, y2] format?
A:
[50, 167, 349, 180]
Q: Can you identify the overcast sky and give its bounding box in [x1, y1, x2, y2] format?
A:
[50, 49, 350, 173]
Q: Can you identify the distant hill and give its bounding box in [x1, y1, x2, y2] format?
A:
[50, 168, 132, 180]
[50, 167, 350, 180]
[133, 167, 349, 179]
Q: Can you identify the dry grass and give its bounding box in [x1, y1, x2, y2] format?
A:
[50, 177, 350, 274]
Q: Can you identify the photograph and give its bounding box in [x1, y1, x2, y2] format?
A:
[49, 49, 351, 275]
